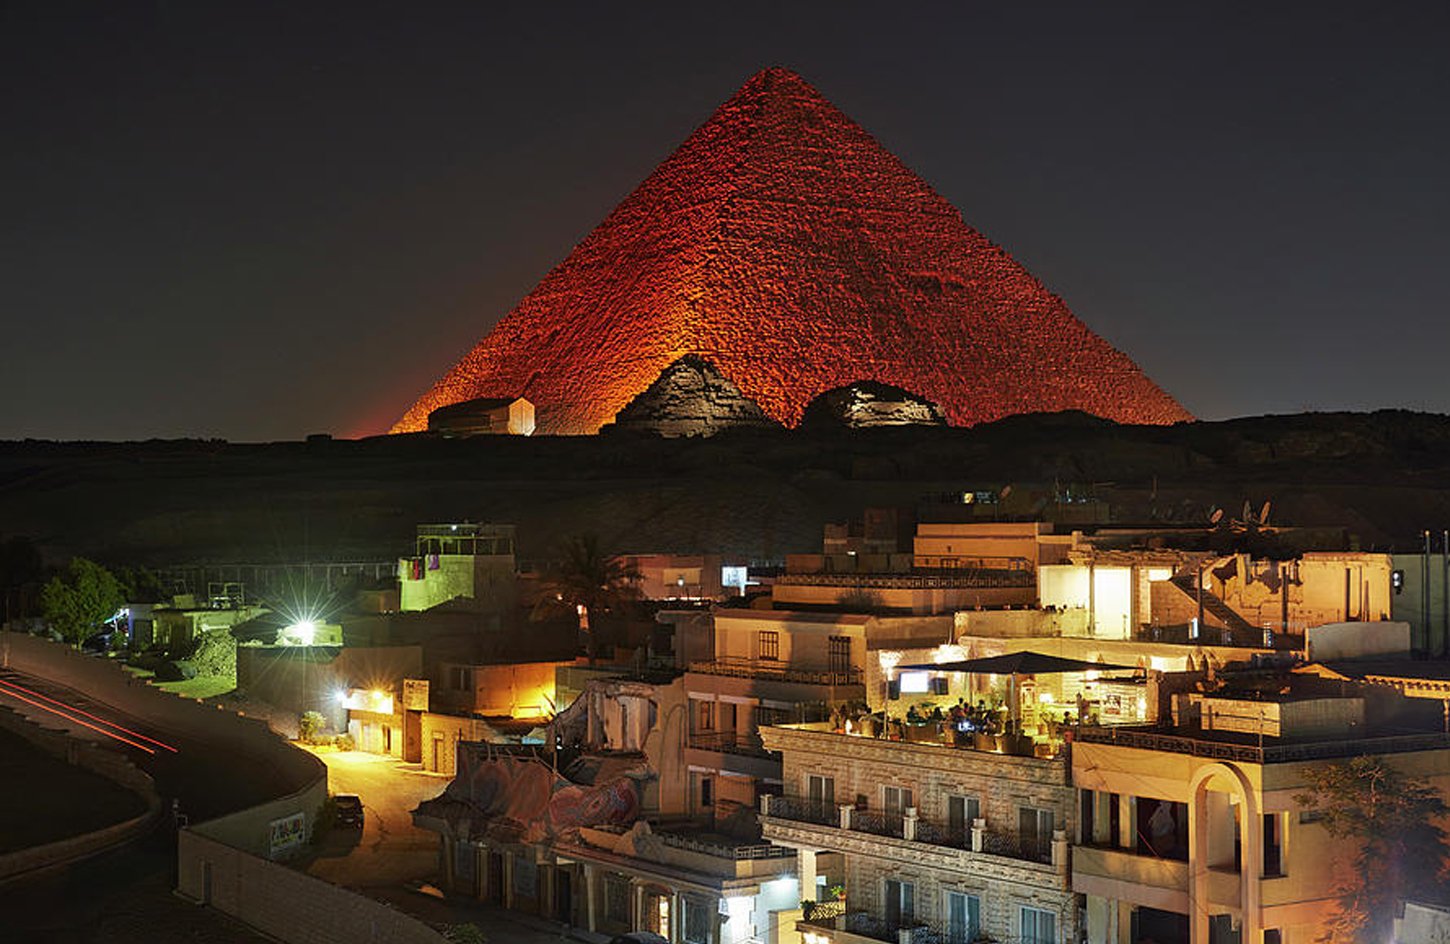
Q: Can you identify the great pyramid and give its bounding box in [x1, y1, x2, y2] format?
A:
[393, 67, 1190, 435]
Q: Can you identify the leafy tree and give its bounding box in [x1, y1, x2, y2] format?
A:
[113, 565, 166, 604]
[1294, 755, 1450, 942]
[40, 558, 125, 647]
[532, 534, 640, 663]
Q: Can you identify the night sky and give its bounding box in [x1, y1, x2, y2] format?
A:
[4, 2, 1447, 442]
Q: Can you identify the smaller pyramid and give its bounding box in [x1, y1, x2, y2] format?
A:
[802, 381, 948, 430]
[610, 356, 781, 437]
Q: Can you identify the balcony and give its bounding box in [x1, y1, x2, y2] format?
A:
[801, 904, 962, 944]
[688, 657, 863, 686]
[768, 794, 838, 826]
[687, 730, 777, 759]
[1072, 844, 1189, 911]
[765, 794, 1059, 868]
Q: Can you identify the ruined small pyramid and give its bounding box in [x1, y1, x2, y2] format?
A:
[393, 68, 1190, 435]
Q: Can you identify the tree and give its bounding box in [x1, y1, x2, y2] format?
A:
[533, 534, 640, 663]
[1294, 755, 1450, 942]
[39, 558, 125, 648]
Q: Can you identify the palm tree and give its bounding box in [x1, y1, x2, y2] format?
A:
[534, 534, 641, 663]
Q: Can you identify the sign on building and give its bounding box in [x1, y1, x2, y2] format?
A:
[403, 678, 430, 711]
[269, 811, 306, 859]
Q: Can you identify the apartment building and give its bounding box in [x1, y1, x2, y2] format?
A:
[759, 720, 1078, 944]
[1071, 676, 1450, 943]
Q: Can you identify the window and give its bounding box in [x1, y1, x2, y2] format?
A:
[1263, 813, 1285, 877]
[605, 876, 630, 923]
[884, 785, 914, 816]
[449, 666, 471, 691]
[757, 630, 780, 661]
[828, 635, 851, 674]
[947, 892, 981, 944]
[1019, 807, 1055, 863]
[807, 774, 835, 818]
[720, 701, 737, 732]
[699, 775, 714, 810]
[885, 878, 914, 928]
[1264, 931, 1282, 944]
[1020, 906, 1056, 944]
[948, 795, 980, 842]
[684, 897, 711, 944]
[694, 698, 715, 732]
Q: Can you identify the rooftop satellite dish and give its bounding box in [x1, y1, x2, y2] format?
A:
[1209, 508, 1224, 525]
[1259, 500, 1272, 525]
[1000, 484, 1013, 498]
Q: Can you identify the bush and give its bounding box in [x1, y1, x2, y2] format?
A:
[443, 925, 487, 944]
[334, 732, 356, 751]
[153, 660, 197, 682]
[190, 628, 236, 678]
[299, 710, 326, 743]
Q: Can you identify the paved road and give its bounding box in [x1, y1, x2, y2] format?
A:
[0, 666, 289, 821]
[0, 666, 273, 942]
[304, 749, 449, 890]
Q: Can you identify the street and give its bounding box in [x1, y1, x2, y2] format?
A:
[304, 748, 449, 889]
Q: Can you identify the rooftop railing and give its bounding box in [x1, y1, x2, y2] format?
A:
[1074, 725, 1450, 764]
[776, 570, 1034, 590]
[686, 730, 777, 759]
[687, 657, 863, 686]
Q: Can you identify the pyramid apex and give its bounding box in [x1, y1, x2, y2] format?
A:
[738, 66, 820, 96]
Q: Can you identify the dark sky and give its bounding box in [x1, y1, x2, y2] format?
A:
[3, 2, 1448, 441]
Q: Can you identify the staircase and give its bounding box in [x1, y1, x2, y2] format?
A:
[1170, 572, 1260, 645]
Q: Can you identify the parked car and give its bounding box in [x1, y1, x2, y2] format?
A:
[334, 794, 364, 828]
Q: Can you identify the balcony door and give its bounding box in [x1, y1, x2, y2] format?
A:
[947, 892, 980, 944]
[1019, 806, 1055, 862]
[807, 773, 835, 818]
[884, 878, 914, 929]
[948, 794, 980, 844]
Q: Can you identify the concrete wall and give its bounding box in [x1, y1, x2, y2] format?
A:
[713, 612, 868, 669]
[0, 633, 413, 944]
[1305, 620, 1412, 661]
[177, 830, 446, 944]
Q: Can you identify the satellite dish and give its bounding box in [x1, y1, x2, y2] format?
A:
[1259, 500, 1272, 525]
[1242, 500, 1252, 522]
[1209, 508, 1224, 525]
[1000, 484, 1013, 498]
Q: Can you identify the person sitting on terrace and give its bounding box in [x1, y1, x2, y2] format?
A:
[905, 704, 924, 725]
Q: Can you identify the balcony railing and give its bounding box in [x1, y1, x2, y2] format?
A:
[912, 819, 970, 849]
[980, 829, 1052, 864]
[850, 809, 906, 839]
[654, 829, 795, 860]
[1074, 725, 1450, 764]
[803, 909, 971, 944]
[776, 570, 1035, 590]
[687, 730, 777, 759]
[768, 794, 839, 826]
[766, 795, 1056, 866]
[688, 657, 862, 686]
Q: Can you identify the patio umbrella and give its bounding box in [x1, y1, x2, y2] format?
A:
[898, 651, 1139, 675]
[897, 650, 1140, 722]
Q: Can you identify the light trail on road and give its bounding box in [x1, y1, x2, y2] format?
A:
[0, 675, 179, 755]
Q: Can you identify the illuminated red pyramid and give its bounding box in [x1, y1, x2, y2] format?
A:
[393, 68, 1190, 435]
